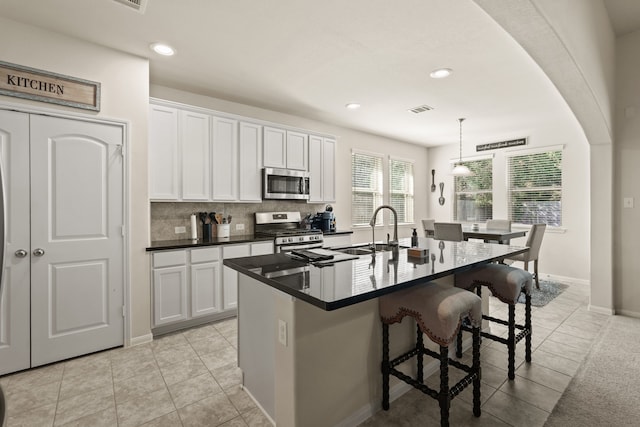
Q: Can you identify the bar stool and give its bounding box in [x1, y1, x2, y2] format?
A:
[455, 264, 533, 380]
[379, 282, 482, 427]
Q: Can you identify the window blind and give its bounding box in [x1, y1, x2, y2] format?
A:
[352, 152, 383, 226]
[507, 150, 562, 226]
[389, 158, 414, 223]
[454, 158, 493, 222]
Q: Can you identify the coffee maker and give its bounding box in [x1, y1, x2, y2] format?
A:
[312, 205, 336, 232]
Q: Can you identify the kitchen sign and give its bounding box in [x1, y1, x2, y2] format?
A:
[0, 61, 100, 111]
[476, 137, 527, 152]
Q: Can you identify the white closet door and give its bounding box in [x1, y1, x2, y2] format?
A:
[0, 110, 31, 375]
[29, 115, 124, 367]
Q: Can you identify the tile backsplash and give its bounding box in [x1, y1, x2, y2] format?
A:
[151, 201, 328, 241]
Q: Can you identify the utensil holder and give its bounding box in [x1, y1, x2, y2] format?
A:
[202, 223, 212, 242]
[217, 224, 230, 238]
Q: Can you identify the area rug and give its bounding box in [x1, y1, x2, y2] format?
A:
[517, 279, 568, 307]
[544, 315, 640, 426]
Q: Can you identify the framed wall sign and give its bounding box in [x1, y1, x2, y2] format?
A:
[476, 138, 527, 152]
[0, 61, 100, 111]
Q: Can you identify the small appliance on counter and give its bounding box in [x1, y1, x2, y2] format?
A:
[311, 205, 336, 232]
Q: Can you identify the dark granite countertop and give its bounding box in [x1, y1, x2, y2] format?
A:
[223, 237, 528, 311]
[321, 229, 353, 236]
[146, 234, 272, 252]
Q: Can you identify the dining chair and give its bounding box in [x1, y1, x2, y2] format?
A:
[434, 222, 463, 242]
[421, 219, 435, 237]
[504, 223, 546, 289]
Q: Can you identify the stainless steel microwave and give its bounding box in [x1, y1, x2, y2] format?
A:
[263, 168, 310, 200]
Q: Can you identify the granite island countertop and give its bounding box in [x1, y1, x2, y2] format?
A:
[223, 237, 528, 310]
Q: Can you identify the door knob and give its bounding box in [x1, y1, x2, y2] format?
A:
[33, 248, 45, 257]
[15, 249, 28, 258]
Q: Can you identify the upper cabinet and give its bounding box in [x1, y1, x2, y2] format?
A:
[149, 98, 334, 203]
[149, 104, 179, 200]
[308, 135, 336, 203]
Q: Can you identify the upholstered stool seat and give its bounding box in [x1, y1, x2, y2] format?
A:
[379, 282, 482, 427]
[455, 263, 533, 380]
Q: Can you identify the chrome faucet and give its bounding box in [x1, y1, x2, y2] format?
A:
[369, 205, 399, 253]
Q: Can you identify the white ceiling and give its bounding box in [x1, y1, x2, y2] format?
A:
[0, 0, 636, 147]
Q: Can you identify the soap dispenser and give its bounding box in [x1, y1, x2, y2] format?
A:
[411, 228, 418, 247]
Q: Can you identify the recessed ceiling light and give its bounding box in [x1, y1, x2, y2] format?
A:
[430, 68, 452, 79]
[150, 43, 176, 56]
[345, 103, 361, 110]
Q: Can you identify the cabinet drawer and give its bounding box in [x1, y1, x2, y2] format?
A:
[251, 241, 273, 255]
[153, 250, 186, 268]
[191, 247, 221, 263]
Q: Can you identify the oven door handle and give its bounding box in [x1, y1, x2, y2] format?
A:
[278, 242, 323, 253]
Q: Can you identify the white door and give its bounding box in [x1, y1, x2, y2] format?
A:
[0, 110, 31, 375]
[29, 115, 124, 367]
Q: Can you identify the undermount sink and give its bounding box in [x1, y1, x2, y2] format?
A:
[337, 247, 373, 255]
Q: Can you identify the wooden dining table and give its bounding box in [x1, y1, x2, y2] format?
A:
[462, 226, 527, 244]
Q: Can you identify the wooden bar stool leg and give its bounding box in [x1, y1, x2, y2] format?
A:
[416, 324, 424, 383]
[439, 346, 450, 427]
[455, 328, 463, 358]
[472, 324, 481, 417]
[508, 304, 516, 380]
[382, 323, 390, 410]
[525, 293, 532, 363]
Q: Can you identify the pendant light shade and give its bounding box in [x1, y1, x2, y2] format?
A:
[452, 118, 473, 176]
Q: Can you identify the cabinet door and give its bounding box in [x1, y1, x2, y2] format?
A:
[251, 241, 274, 255]
[222, 244, 250, 310]
[239, 122, 263, 201]
[149, 104, 179, 199]
[286, 130, 308, 170]
[191, 262, 222, 317]
[153, 266, 187, 326]
[263, 126, 286, 169]
[212, 116, 238, 201]
[181, 110, 210, 200]
[308, 135, 323, 202]
[322, 138, 336, 202]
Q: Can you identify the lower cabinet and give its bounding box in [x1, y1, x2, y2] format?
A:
[152, 242, 273, 331]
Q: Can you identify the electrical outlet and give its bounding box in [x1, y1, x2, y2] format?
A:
[278, 319, 287, 346]
[624, 197, 634, 208]
[236, 223, 245, 231]
[175, 226, 186, 234]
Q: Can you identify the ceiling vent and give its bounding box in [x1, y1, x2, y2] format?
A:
[112, 0, 148, 13]
[408, 105, 434, 114]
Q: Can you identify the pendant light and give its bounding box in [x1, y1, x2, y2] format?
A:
[452, 118, 473, 176]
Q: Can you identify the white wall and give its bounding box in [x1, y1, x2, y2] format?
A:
[150, 85, 430, 245]
[0, 17, 151, 341]
[427, 116, 590, 282]
[614, 30, 640, 317]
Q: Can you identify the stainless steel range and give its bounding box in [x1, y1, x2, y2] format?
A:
[255, 211, 323, 253]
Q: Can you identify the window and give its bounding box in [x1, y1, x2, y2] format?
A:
[454, 158, 493, 222]
[507, 149, 562, 226]
[352, 152, 383, 226]
[389, 158, 414, 223]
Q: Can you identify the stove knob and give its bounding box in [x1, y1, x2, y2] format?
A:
[299, 236, 304, 242]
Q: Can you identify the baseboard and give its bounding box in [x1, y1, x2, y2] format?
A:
[588, 304, 615, 315]
[540, 273, 590, 287]
[240, 384, 276, 426]
[613, 308, 640, 318]
[128, 333, 153, 347]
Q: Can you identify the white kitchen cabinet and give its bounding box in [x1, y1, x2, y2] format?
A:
[181, 110, 210, 200]
[222, 244, 251, 310]
[149, 104, 179, 200]
[263, 126, 287, 169]
[190, 247, 222, 318]
[152, 250, 188, 326]
[308, 135, 336, 202]
[286, 130, 308, 170]
[251, 241, 274, 255]
[239, 122, 263, 201]
[212, 116, 239, 201]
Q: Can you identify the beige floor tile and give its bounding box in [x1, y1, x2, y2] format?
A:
[59, 369, 113, 401]
[160, 356, 209, 386]
[183, 324, 224, 343]
[200, 346, 238, 372]
[536, 339, 587, 363]
[109, 343, 155, 365]
[5, 402, 56, 427]
[57, 406, 118, 427]
[112, 355, 159, 382]
[241, 407, 273, 427]
[515, 362, 572, 393]
[480, 345, 524, 373]
[498, 376, 562, 412]
[219, 416, 249, 427]
[545, 329, 593, 351]
[54, 385, 115, 426]
[531, 348, 581, 377]
[116, 387, 176, 427]
[154, 344, 199, 368]
[214, 318, 238, 337]
[114, 368, 167, 404]
[140, 411, 183, 427]
[5, 364, 64, 394]
[5, 380, 60, 415]
[482, 390, 550, 427]
[150, 332, 189, 353]
[168, 372, 223, 409]
[189, 333, 232, 357]
[177, 393, 239, 426]
[62, 353, 112, 380]
[225, 385, 258, 414]
[554, 323, 600, 341]
[211, 362, 243, 390]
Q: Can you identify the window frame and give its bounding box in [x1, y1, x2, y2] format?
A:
[351, 150, 384, 227]
[453, 157, 494, 223]
[388, 156, 415, 225]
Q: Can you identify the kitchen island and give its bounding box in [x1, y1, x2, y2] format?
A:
[223, 238, 527, 426]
